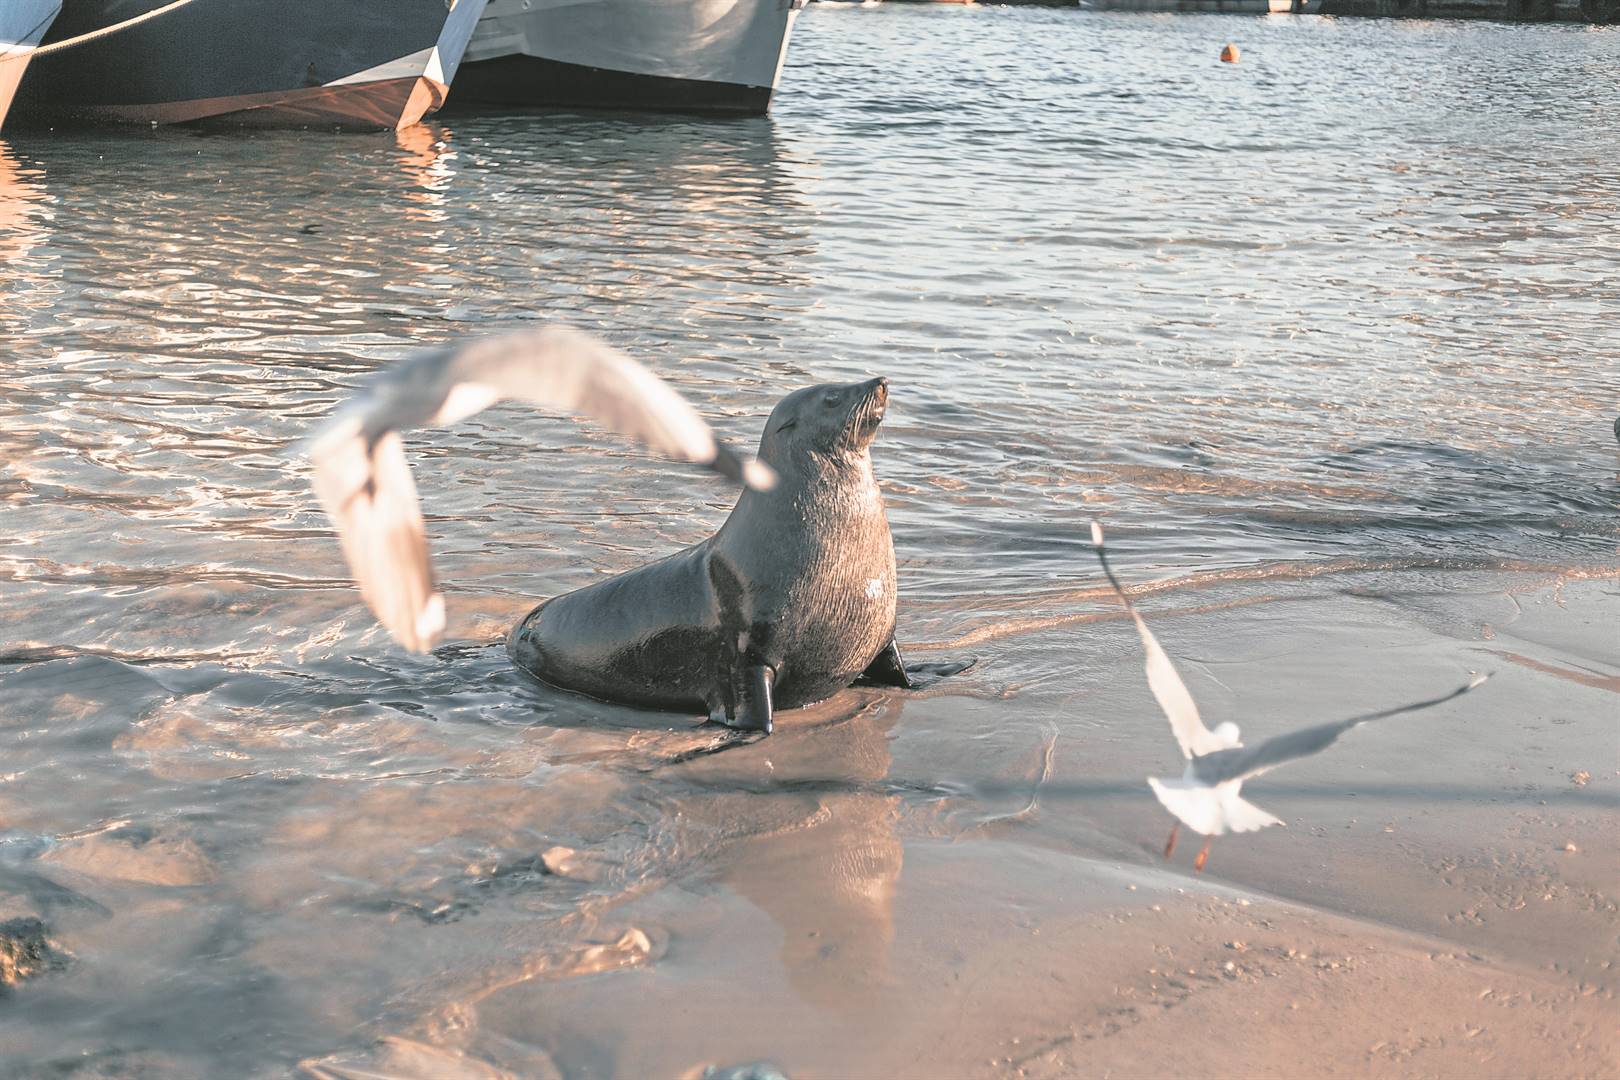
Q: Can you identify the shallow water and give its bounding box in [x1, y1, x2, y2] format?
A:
[0, 8, 1617, 1077]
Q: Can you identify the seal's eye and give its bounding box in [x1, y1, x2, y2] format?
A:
[821, 393, 839, 409]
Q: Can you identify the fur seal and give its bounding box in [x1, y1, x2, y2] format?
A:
[509, 377, 956, 733]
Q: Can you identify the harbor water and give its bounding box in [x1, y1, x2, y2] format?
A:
[1, 9, 1616, 1077]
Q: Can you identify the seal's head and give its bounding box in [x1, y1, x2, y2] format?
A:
[758, 377, 888, 472]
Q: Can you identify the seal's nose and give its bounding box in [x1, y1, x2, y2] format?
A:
[849, 377, 888, 442]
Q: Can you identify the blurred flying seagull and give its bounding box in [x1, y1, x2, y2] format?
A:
[309, 325, 775, 653]
[1088, 521, 1489, 873]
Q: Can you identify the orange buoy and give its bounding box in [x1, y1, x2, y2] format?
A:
[1220, 43, 1241, 63]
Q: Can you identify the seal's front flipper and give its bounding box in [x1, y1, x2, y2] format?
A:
[720, 663, 774, 734]
[857, 641, 975, 690]
[856, 640, 913, 689]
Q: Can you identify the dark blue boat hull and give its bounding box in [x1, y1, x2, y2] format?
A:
[12, 0, 488, 130]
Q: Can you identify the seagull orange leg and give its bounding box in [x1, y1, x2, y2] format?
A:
[1193, 838, 1212, 873]
[1163, 822, 1180, 859]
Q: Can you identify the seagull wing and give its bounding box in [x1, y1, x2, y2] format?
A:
[1200, 673, 1492, 784]
[308, 325, 775, 653]
[452, 326, 775, 491]
[1091, 522, 1226, 759]
[310, 427, 444, 653]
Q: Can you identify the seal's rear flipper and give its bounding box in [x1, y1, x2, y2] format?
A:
[856, 641, 975, 689]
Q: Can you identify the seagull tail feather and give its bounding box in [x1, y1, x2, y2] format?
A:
[1220, 791, 1285, 834]
[1147, 777, 1226, 836]
[1149, 778, 1285, 836]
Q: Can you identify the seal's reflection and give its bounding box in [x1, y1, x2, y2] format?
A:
[693, 698, 905, 1012]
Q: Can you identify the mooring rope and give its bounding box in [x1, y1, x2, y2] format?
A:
[21, 0, 205, 61]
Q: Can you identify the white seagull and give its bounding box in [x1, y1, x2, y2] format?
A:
[308, 325, 776, 653]
[1089, 521, 1489, 873]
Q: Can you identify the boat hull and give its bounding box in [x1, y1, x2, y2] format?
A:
[0, 1, 60, 131]
[12, 0, 488, 130]
[452, 0, 803, 116]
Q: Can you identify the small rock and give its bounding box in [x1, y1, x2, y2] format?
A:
[568, 928, 655, 978]
[1562, 842, 1578, 854]
[1571, 770, 1590, 787]
[1226, 941, 1247, 952]
[539, 845, 611, 883]
[540, 846, 578, 875]
[0, 918, 69, 988]
[701, 1063, 791, 1080]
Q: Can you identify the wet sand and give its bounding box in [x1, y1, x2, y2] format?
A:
[297, 572, 1616, 1079]
[10, 569, 1611, 1077]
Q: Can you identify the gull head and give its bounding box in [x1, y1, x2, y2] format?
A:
[1212, 721, 1242, 748]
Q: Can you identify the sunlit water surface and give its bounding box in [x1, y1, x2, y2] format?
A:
[1, 8, 1617, 1076]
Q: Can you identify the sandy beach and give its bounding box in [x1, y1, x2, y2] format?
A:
[5, 569, 1611, 1078]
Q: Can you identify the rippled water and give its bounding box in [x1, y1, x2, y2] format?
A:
[1, 8, 1617, 1077]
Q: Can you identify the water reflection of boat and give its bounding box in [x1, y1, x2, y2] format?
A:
[11, 0, 488, 130]
[0, 142, 49, 271]
[451, 0, 805, 116]
[0, 1, 59, 131]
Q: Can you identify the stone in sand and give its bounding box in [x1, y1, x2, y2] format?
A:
[0, 916, 69, 988]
